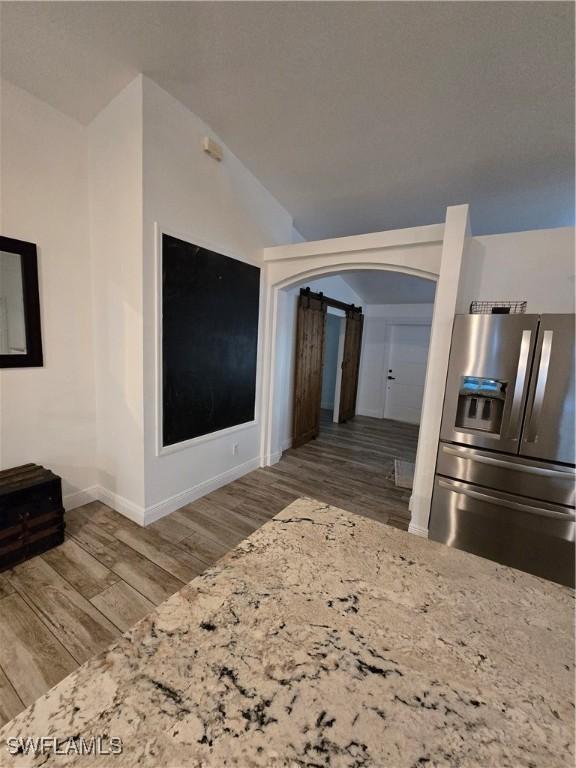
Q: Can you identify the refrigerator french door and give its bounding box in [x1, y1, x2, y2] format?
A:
[430, 313, 575, 587]
[520, 314, 575, 465]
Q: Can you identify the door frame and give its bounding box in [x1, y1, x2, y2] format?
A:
[382, 319, 433, 423]
[260, 205, 470, 537]
[332, 316, 347, 423]
[320, 310, 347, 417]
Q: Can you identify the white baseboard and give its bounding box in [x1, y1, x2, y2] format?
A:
[64, 456, 264, 528]
[408, 521, 429, 538]
[62, 484, 146, 525]
[95, 486, 146, 526]
[63, 486, 99, 512]
[264, 438, 292, 467]
[407, 492, 431, 539]
[143, 456, 261, 526]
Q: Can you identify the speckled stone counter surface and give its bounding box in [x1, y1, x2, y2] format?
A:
[0, 498, 573, 767]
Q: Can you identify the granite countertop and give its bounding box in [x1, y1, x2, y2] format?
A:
[0, 498, 573, 767]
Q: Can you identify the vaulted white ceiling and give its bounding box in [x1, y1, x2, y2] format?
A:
[2, 2, 573, 239]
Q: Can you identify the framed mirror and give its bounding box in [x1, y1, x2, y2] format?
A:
[0, 236, 43, 368]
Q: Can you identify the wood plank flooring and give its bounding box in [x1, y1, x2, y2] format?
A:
[0, 413, 418, 725]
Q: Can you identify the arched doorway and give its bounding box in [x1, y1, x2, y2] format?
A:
[264, 263, 438, 462]
[259, 207, 469, 535]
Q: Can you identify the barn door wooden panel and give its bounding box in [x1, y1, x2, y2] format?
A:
[338, 310, 364, 423]
[292, 293, 327, 448]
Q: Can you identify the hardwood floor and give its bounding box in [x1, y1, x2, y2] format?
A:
[0, 413, 418, 725]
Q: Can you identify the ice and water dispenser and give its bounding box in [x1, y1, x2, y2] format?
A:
[455, 376, 507, 434]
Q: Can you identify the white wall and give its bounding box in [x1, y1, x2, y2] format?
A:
[356, 304, 435, 420]
[0, 80, 97, 506]
[458, 227, 575, 314]
[88, 76, 145, 512]
[141, 77, 296, 517]
[1, 74, 298, 523]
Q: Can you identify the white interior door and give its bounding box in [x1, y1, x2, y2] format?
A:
[384, 323, 431, 424]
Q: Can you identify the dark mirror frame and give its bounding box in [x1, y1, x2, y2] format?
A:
[0, 235, 43, 368]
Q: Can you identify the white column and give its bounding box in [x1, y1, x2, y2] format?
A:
[409, 204, 470, 537]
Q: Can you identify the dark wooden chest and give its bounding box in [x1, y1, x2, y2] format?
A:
[0, 463, 65, 571]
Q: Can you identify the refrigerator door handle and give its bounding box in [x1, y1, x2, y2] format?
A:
[438, 479, 575, 521]
[507, 329, 532, 438]
[525, 330, 553, 443]
[441, 445, 576, 478]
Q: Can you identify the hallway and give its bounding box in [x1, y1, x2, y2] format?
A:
[0, 414, 419, 724]
[273, 411, 418, 527]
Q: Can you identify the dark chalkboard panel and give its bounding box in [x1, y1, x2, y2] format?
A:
[162, 234, 260, 446]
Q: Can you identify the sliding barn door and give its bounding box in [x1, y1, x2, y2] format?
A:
[292, 293, 327, 448]
[338, 311, 364, 423]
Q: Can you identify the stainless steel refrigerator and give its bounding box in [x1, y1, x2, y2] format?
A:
[429, 313, 575, 587]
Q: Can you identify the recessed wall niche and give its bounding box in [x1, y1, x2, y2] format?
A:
[161, 234, 260, 447]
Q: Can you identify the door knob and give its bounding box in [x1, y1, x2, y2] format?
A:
[387, 375, 396, 380]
